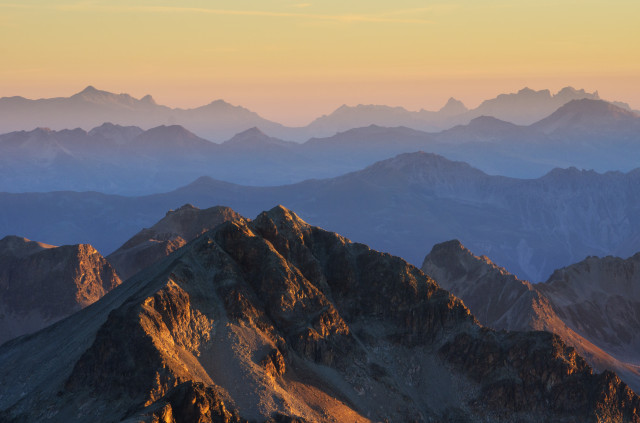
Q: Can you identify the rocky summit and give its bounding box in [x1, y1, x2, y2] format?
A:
[107, 204, 243, 280]
[0, 207, 638, 422]
[0, 235, 121, 345]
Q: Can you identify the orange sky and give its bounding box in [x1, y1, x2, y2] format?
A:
[1, 1, 638, 125]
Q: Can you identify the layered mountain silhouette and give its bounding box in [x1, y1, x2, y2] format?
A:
[0, 235, 121, 345]
[0, 85, 628, 142]
[1, 206, 638, 422]
[422, 240, 640, 393]
[2, 152, 640, 282]
[1, 98, 639, 193]
[0, 86, 285, 142]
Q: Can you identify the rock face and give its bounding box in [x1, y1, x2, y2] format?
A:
[1, 207, 638, 422]
[0, 235, 121, 345]
[422, 240, 640, 394]
[107, 204, 243, 280]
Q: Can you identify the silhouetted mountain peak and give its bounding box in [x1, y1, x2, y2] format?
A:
[206, 99, 233, 107]
[555, 86, 600, 101]
[136, 124, 203, 142]
[373, 151, 482, 174]
[72, 85, 115, 100]
[439, 97, 468, 115]
[467, 115, 517, 129]
[146, 124, 190, 134]
[78, 85, 99, 94]
[69, 86, 151, 109]
[140, 94, 156, 105]
[225, 126, 269, 143]
[518, 86, 550, 97]
[87, 122, 144, 142]
[556, 98, 636, 118]
[533, 99, 640, 135]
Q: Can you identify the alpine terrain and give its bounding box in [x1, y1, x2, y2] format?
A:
[0, 207, 638, 422]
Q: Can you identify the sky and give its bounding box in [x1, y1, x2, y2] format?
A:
[1, 0, 639, 125]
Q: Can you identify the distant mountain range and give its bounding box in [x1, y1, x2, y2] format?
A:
[0, 86, 286, 142]
[2, 152, 640, 282]
[1, 85, 634, 141]
[1, 206, 637, 422]
[1, 98, 639, 193]
[422, 240, 640, 393]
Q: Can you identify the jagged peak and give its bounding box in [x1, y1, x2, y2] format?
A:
[257, 205, 307, 228]
[517, 87, 551, 97]
[554, 86, 599, 100]
[90, 122, 124, 131]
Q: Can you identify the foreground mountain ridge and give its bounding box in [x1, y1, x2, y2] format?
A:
[422, 240, 640, 393]
[1, 206, 638, 422]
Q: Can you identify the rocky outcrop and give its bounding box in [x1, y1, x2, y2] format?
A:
[422, 240, 640, 394]
[1, 208, 638, 422]
[0, 235, 121, 345]
[107, 204, 243, 279]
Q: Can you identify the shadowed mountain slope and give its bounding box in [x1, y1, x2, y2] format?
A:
[1, 206, 638, 422]
[422, 240, 640, 393]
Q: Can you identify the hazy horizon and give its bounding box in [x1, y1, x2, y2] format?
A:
[1, 0, 639, 125]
